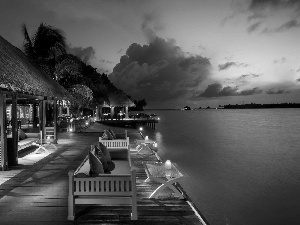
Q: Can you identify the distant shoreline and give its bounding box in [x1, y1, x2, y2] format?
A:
[145, 103, 300, 110]
[223, 103, 300, 109]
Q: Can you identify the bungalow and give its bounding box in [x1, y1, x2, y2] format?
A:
[0, 35, 71, 170]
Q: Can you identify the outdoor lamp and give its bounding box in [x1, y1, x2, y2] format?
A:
[145, 136, 149, 140]
[139, 127, 143, 131]
[165, 160, 171, 170]
[165, 160, 172, 177]
[153, 142, 158, 148]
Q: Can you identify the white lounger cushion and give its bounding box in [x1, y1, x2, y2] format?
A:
[110, 160, 131, 175]
[74, 157, 130, 177]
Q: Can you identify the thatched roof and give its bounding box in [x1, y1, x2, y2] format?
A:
[108, 91, 135, 107]
[0, 35, 70, 99]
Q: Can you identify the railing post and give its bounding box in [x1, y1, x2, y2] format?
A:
[68, 170, 75, 221]
[131, 169, 137, 220]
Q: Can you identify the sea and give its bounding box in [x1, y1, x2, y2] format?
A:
[140, 109, 300, 225]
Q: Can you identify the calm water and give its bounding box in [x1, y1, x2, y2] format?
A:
[142, 109, 300, 225]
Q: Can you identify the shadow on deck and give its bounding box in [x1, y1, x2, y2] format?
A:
[0, 130, 206, 225]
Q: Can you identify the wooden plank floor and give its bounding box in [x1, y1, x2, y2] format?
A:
[0, 127, 206, 224]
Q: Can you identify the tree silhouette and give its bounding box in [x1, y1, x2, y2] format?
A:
[22, 22, 66, 79]
[55, 54, 84, 88]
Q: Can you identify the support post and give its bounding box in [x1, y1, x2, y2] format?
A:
[110, 106, 114, 120]
[59, 106, 63, 116]
[53, 100, 57, 144]
[0, 93, 7, 171]
[131, 169, 138, 220]
[10, 94, 18, 166]
[99, 106, 103, 120]
[39, 99, 46, 140]
[39, 101, 43, 135]
[32, 102, 38, 128]
[95, 105, 99, 120]
[42, 100, 46, 140]
[68, 170, 75, 221]
[125, 106, 129, 119]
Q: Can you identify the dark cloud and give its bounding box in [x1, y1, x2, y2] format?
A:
[246, 1, 300, 33]
[238, 73, 261, 80]
[247, 22, 262, 32]
[218, 62, 236, 70]
[297, 78, 300, 82]
[247, 13, 267, 21]
[249, 0, 300, 11]
[251, 73, 260, 78]
[266, 88, 290, 94]
[262, 19, 300, 33]
[273, 57, 286, 64]
[198, 45, 206, 51]
[275, 19, 300, 31]
[225, 73, 261, 87]
[197, 83, 262, 98]
[109, 37, 211, 102]
[100, 59, 114, 64]
[67, 44, 96, 64]
[240, 87, 263, 95]
[218, 61, 249, 70]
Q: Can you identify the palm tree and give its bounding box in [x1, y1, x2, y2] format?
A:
[22, 22, 67, 79]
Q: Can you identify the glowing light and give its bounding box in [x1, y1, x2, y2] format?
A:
[145, 136, 148, 140]
[139, 127, 143, 131]
[165, 160, 171, 169]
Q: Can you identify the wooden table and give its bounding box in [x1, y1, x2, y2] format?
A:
[143, 162, 185, 199]
[135, 138, 158, 155]
[135, 138, 156, 145]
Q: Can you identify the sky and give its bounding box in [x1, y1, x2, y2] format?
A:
[0, 0, 300, 109]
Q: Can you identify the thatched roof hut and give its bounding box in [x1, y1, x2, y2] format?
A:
[0, 35, 73, 171]
[108, 91, 135, 107]
[0, 35, 70, 99]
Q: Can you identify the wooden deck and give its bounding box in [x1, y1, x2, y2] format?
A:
[0, 126, 207, 224]
[98, 118, 158, 129]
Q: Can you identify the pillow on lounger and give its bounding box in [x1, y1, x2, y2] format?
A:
[98, 142, 112, 163]
[104, 130, 114, 140]
[18, 129, 27, 140]
[108, 129, 117, 139]
[89, 150, 104, 176]
[92, 145, 109, 171]
[101, 133, 108, 140]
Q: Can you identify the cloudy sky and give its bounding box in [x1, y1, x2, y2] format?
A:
[1, 0, 300, 108]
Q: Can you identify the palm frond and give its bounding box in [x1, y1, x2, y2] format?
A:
[21, 23, 35, 59]
[34, 23, 66, 60]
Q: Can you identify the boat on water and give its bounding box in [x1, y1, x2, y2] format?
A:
[182, 106, 191, 110]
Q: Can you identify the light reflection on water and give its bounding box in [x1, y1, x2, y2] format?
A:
[143, 109, 300, 225]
